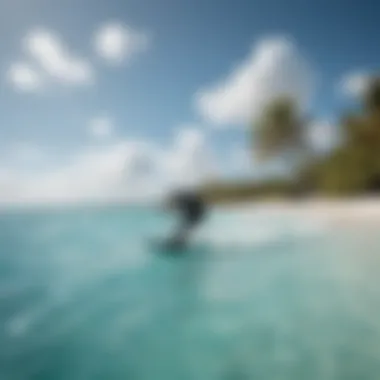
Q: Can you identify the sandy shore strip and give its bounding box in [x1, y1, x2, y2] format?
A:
[217, 197, 380, 228]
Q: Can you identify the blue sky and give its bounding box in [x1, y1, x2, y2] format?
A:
[0, 0, 377, 203]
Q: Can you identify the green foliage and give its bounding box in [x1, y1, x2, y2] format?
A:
[202, 75, 380, 203]
[201, 179, 294, 203]
[319, 75, 380, 195]
[253, 97, 304, 161]
[364, 76, 380, 113]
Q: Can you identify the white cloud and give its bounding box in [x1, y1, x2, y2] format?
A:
[195, 36, 315, 127]
[307, 120, 340, 154]
[0, 127, 218, 206]
[88, 116, 114, 139]
[24, 28, 93, 85]
[340, 71, 370, 99]
[7, 62, 41, 92]
[0, 142, 158, 205]
[94, 22, 149, 64]
[163, 127, 218, 190]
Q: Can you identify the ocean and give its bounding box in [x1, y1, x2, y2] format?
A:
[1, 205, 380, 379]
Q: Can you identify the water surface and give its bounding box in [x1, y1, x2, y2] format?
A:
[1, 206, 380, 379]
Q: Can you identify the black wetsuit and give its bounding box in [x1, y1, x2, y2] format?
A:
[167, 191, 206, 249]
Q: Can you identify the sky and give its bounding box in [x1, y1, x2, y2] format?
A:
[0, 0, 378, 204]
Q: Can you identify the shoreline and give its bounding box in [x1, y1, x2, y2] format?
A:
[2, 197, 380, 225]
[217, 197, 380, 228]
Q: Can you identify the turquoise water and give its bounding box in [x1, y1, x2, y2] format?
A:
[1, 206, 380, 379]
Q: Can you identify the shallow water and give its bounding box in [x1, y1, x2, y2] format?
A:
[1, 206, 380, 379]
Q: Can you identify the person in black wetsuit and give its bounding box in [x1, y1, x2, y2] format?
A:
[165, 190, 207, 249]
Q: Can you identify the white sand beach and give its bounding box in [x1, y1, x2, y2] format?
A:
[219, 197, 380, 229]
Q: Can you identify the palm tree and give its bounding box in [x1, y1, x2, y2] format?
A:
[251, 96, 316, 195]
[364, 76, 380, 114]
[319, 75, 380, 195]
[252, 96, 305, 161]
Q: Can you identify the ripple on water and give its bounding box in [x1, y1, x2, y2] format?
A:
[1, 207, 380, 379]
